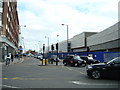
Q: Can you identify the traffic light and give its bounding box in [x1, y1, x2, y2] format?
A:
[43, 44, 45, 51]
[51, 44, 54, 50]
[68, 43, 71, 52]
[56, 43, 58, 50]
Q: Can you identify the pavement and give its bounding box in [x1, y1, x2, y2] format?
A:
[0, 57, 24, 66]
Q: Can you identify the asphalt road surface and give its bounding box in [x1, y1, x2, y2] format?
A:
[1, 57, 120, 89]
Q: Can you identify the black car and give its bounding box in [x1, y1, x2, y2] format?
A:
[63, 55, 86, 67]
[86, 57, 120, 79]
[80, 56, 100, 65]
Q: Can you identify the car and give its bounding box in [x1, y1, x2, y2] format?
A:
[37, 54, 43, 60]
[86, 57, 120, 79]
[34, 55, 38, 58]
[80, 56, 100, 65]
[49, 55, 59, 63]
[63, 55, 86, 67]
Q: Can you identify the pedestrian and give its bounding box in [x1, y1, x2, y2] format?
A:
[56, 57, 59, 66]
[5, 54, 11, 66]
[11, 53, 14, 62]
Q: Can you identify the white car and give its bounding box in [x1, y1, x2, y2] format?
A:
[37, 55, 43, 60]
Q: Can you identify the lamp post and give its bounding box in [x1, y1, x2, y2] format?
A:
[56, 35, 59, 66]
[18, 25, 26, 34]
[18, 25, 26, 58]
[57, 35, 59, 53]
[45, 36, 49, 53]
[38, 41, 42, 53]
[61, 24, 69, 52]
[21, 37, 26, 53]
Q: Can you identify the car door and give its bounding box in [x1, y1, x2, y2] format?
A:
[111, 58, 120, 78]
[105, 57, 120, 78]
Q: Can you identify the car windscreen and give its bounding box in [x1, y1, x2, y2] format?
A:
[107, 57, 120, 64]
[80, 57, 88, 60]
[73, 56, 81, 60]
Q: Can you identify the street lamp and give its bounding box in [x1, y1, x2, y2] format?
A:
[18, 25, 26, 34]
[18, 25, 26, 54]
[38, 41, 42, 53]
[21, 37, 26, 53]
[45, 36, 49, 53]
[57, 35, 59, 52]
[61, 24, 69, 52]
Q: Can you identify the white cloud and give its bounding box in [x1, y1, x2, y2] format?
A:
[17, 0, 119, 51]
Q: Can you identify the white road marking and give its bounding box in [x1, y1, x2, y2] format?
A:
[66, 67, 72, 70]
[69, 81, 119, 86]
[65, 67, 86, 75]
[1, 85, 21, 88]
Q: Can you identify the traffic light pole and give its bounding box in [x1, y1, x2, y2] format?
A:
[56, 43, 58, 66]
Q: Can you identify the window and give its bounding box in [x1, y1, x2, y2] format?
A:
[107, 57, 120, 64]
[74, 56, 81, 60]
[114, 57, 120, 64]
[0, 1, 2, 8]
[0, 12, 2, 20]
[0, 8, 2, 12]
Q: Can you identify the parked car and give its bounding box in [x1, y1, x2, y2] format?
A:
[37, 54, 43, 60]
[80, 56, 100, 65]
[49, 55, 59, 64]
[63, 55, 86, 67]
[34, 55, 38, 58]
[86, 57, 120, 79]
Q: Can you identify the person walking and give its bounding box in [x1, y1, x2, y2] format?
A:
[5, 54, 11, 66]
[11, 53, 14, 62]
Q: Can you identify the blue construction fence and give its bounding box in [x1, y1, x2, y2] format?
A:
[46, 52, 120, 63]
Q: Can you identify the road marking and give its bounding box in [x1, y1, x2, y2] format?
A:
[65, 67, 86, 75]
[3, 78, 8, 79]
[69, 81, 119, 86]
[66, 67, 72, 70]
[14, 58, 24, 64]
[1, 85, 20, 88]
[2, 77, 49, 80]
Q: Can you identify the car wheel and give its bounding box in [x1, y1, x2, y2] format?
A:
[92, 70, 101, 79]
[74, 63, 78, 67]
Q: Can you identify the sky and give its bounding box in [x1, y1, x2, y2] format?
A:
[17, 0, 119, 52]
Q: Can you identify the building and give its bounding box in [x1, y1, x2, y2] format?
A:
[0, 0, 19, 62]
[70, 32, 97, 52]
[47, 22, 120, 53]
[87, 22, 120, 52]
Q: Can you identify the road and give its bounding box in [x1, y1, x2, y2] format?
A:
[2, 57, 120, 89]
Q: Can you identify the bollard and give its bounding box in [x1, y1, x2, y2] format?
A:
[42, 59, 45, 65]
[56, 59, 58, 66]
[45, 59, 48, 65]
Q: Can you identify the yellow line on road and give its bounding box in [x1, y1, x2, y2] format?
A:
[3, 78, 8, 79]
[2, 77, 49, 80]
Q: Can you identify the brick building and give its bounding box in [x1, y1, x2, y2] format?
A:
[0, 0, 19, 62]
